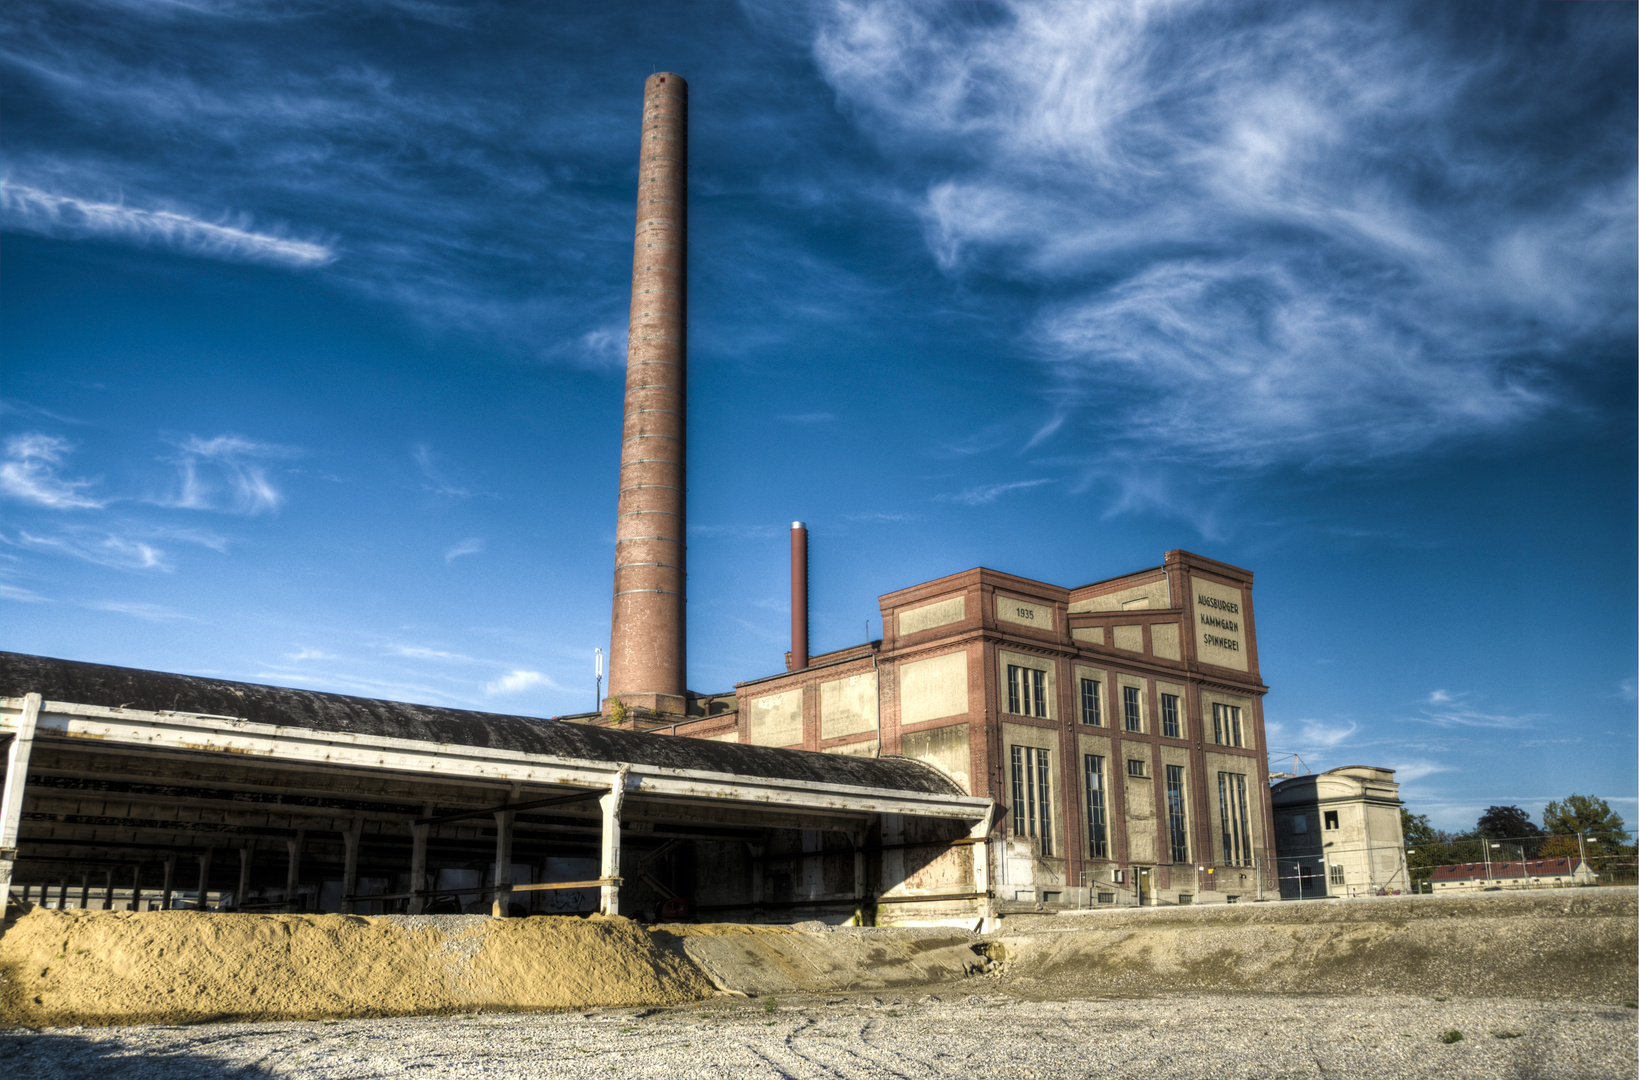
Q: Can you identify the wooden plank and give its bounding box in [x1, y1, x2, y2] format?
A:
[510, 878, 622, 892]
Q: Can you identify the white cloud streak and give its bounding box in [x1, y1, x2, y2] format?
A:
[0, 181, 335, 267]
[445, 538, 484, 563]
[14, 528, 169, 570]
[941, 478, 1051, 506]
[0, 433, 104, 509]
[485, 669, 549, 695]
[812, 2, 1637, 468]
[162, 434, 298, 514]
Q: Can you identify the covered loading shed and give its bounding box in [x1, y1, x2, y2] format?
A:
[0, 653, 994, 922]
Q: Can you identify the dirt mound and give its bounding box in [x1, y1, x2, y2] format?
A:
[0, 909, 715, 1027]
[996, 891, 1637, 1002]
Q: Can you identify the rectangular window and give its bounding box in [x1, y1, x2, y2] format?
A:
[1165, 765, 1189, 864]
[1084, 755, 1108, 859]
[1211, 703, 1244, 748]
[1127, 757, 1148, 778]
[1323, 809, 1339, 830]
[1123, 685, 1143, 732]
[1217, 772, 1254, 866]
[1009, 745, 1054, 856]
[1329, 863, 1345, 886]
[1160, 693, 1180, 738]
[1007, 665, 1049, 718]
[1079, 678, 1102, 726]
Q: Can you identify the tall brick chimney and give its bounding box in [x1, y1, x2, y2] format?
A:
[607, 72, 687, 717]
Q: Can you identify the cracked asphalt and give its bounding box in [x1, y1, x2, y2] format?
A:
[4, 992, 1635, 1080]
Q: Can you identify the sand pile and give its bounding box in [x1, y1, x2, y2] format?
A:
[0, 908, 716, 1027]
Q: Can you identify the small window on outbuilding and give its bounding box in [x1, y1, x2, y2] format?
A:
[1329, 864, 1345, 885]
[1323, 810, 1339, 830]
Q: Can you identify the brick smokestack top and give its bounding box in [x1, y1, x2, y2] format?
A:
[608, 72, 687, 717]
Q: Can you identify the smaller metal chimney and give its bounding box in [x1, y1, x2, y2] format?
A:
[790, 521, 808, 671]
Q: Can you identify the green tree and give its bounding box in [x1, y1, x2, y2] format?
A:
[1401, 809, 1456, 891]
[1541, 795, 1629, 858]
[1475, 805, 1542, 858]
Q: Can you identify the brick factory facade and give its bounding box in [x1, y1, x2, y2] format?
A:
[602, 549, 1274, 908]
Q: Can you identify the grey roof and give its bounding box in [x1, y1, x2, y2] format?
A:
[0, 652, 966, 798]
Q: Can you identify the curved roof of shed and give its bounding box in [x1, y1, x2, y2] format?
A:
[0, 652, 966, 798]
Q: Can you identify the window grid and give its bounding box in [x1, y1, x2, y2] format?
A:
[1084, 755, 1108, 859]
[1123, 685, 1143, 732]
[1080, 678, 1102, 726]
[1160, 693, 1180, 739]
[1165, 765, 1189, 864]
[1127, 757, 1147, 778]
[1010, 745, 1054, 856]
[1211, 703, 1244, 748]
[1007, 665, 1049, 718]
[1217, 772, 1253, 866]
[1329, 863, 1345, 886]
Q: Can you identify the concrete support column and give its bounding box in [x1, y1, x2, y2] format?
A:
[103, 869, 115, 911]
[341, 821, 363, 915]
[0, 692, 42, 921]
[800, 829, 822, 901]
[491, 810, 515, 918]
[56, 880, 68, 910]
[161, 855, 176, 911]
[285, 831, 304, 913]
[851, 830, 866, 902]
[195, 848, 214, 910]
[599, 768, 631, 916]
[971, 804, 999, 932]
[408, 821, 429, 915]
[880, 814, 905, 899]
[236, 848, 253, 911]
[130, 864, 143, 912]
[79, 873, 91, 910]
[747, 842, 764, 908]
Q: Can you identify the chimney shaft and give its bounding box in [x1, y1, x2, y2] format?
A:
[608, 73, 687, 716]
[790, 521, 808, 671]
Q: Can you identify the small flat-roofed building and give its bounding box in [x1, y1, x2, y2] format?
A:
[652, 549, 1276, 908]
[1430, 857, 1596, 892]
[1271, 765, 1406, 899]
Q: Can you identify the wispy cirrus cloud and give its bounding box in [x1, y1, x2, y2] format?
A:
[412, 444, 495, 501]
[12, 528, 169, 570]
[80, 599, 198, 622]
[811, 1, 1637, 469]
[444, 537, 484, 563]
[162, 434, 299, 514]
[0, 181, 335, 267]
[940, 478, 1051, 506]
[0, 433, 104, 509]
[1410, 689, 1538, 731]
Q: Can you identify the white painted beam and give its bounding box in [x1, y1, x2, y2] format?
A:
[2, 697, 992, 822]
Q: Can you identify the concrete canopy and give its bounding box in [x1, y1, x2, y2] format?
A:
[1, 653, 992, 919]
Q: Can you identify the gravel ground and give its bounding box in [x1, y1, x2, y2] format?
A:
[3, 993, 1634, 1079]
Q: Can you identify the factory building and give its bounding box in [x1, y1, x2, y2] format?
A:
[625, 548, 1276, 907]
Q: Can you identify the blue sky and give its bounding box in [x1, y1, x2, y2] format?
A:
[2, 1, 1633, 833]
